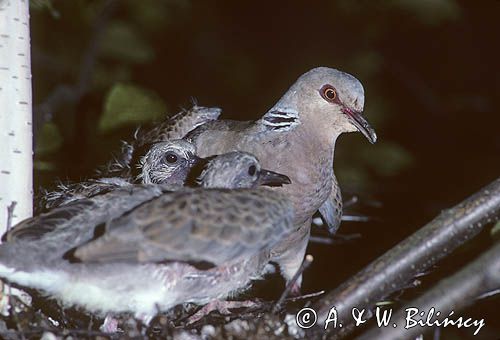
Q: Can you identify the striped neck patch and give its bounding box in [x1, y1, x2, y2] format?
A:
[261, 109, 300, 131]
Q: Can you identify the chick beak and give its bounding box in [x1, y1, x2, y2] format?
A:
[258, 169, 292, 187]
[342, 107, 377, 144]
[189, 155, 204, 166]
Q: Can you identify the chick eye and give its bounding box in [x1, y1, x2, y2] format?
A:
[248, 165, 256, 176]
[320, 85, 337, 102]
[164, 153, 178, 164]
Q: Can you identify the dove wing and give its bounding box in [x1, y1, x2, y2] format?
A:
[5, 184, 172, 243]
[74, 189, 293, 266]
[318, 175, 343, 234]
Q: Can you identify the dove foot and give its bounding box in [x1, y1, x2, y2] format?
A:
[289, 281, 302, 296]
[186, 300, 259, 325]
[100, 314, 120, 333]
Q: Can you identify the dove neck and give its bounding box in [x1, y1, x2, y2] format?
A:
[297, 117, 340, 164]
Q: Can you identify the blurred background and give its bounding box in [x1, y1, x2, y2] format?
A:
[30, 0, 499, 338]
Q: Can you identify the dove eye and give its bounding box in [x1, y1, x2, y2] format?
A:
[320, 85, 337, 102]
[164, 153, 178, 164]
[248, 165, 256, 176]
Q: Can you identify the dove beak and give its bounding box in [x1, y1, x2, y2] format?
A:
[258, 169, 292, 187]
[189, 155, 204, 166]
[343, 107, 377, 144]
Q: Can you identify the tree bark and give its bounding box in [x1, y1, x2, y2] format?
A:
[0, 0, 33, 234]
[312, 177, 500, 338]
[359, 241, 500, 339]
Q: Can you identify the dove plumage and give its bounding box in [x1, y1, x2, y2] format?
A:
[74, 189, 292, 265]
[185, 67, 377, 284]
[100, 105, 221, 179]
[39, 105, 220, 211]
[40, 139, 197, 210]
[0, 152, 293, 319]
[136, 140, 197, 185]
[73, 151, 291, 264]
[5, 184, 171, 245]
[136, 105, 222, 147]
[318, 174, 343, 234]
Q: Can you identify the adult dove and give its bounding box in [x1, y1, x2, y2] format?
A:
[185, 67, 377, 287]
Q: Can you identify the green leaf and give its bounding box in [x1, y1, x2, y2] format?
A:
[100, 21, 155, 64]
[35, 122, 63, 155]
[99, 83, 166, 133]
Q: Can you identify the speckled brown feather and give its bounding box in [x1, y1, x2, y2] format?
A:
[4, 184, 173, 248]
[74, 189, 293, 265]
[100, 105, 221, 179]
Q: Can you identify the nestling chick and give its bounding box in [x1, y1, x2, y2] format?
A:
[0, 152, 293, 322]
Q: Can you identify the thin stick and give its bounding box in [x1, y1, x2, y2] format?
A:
[2, 202, 18, 315]
[343, 196, 359, 208]
[308, 236, 333, 244]
[309, 233, 362, 245]
[272, 254, 314, 314]
[341, 214, 371, 222]
[6, 201, 17, 232]
[286, 290, 325, 303]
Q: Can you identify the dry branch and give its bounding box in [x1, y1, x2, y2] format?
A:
[359, 241, 500, 339]
[312, 177, 500, 338]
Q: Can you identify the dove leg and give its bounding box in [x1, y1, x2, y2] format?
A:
[186, 300, 259, 324]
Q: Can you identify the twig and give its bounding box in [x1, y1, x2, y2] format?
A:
[343, 195, 359, 208]
[476, 288, 500, 300]
[308, 236, 334, 244]
[332, 232, 362, 242]
[6, 201, 17, 232]
[341, 214, 371, 222]
[309, 233, 362, 245]
[285, 290, 325, 303]
[272, 254, 314, 314]
[312, 177, 500, 338]
[359, 241, 500, 339]
[0, 327, 115, 338]
[1, 202, 16, 315]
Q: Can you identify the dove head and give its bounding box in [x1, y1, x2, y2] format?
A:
[138, 140, 199, 186]
[198, 151, 291, 189]
[272, 67, 377, 144]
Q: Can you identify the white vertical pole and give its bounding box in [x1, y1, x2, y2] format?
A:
[0, 0, 33, 234]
